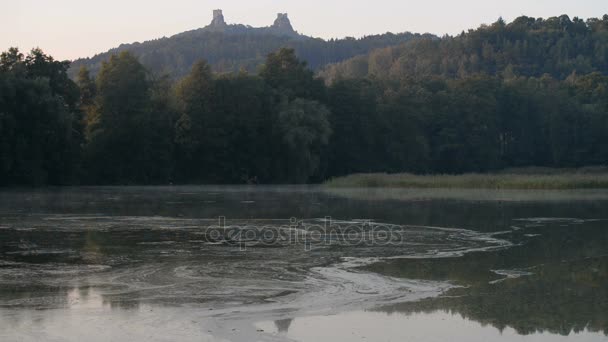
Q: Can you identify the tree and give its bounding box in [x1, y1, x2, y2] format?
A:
[260, 48, 325, 101]
[77, 66, 96, 148]
[326, 79, 381, 176]
[77, 66, 96, 107]
[85, 52, 172, 184]
[276, 98, 332, 183]
[210, 73, 276, 183]
[173, 60, 215, 181]
[0, 48, 25, 72]
[0, 48, 81, 185]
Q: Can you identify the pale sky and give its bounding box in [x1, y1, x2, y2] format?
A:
[1, 0, 606, 61]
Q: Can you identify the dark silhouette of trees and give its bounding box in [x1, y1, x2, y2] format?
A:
[84, 52, 173, 184]
[0, 48, 81, 185]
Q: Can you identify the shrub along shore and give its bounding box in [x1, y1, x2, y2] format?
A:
[324, 168, 608, 189]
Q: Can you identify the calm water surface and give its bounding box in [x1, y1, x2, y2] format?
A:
[0, 186, 607, 341]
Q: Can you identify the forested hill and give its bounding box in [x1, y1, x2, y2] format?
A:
[320, 15, 608, 82]
[69, 10, 426, 79]
[4, 14, 608, 186]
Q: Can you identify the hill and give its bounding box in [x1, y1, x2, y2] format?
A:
[319, 15, 608, 82]
[4, 14, 608, 186]
[69, 10, 427, 78]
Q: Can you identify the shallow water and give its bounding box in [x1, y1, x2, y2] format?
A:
[0, 186, 607, 341]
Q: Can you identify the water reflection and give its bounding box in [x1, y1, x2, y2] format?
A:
[260, 310, 606, 342]
[274, 318, 293, 333]
[367, 218, 608, 337]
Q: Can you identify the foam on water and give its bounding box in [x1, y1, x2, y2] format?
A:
[489, 269, 535, 284]
[2, 210, 579, 341]
[0, 214, 513, 311]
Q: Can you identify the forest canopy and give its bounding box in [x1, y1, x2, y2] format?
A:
[320, 14, 608, 81]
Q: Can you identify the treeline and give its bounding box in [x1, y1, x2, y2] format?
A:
[0, 48, 82, 185]
[1, 47, 334, 185]
[69, 30, 423, 79]
[320, 15, 608, 82]
[326, 72, 608, 175]
[1, 15, 608, 186]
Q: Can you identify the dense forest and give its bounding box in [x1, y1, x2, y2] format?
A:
[1, 14, 608, 186]
[320, 14, 608, 81]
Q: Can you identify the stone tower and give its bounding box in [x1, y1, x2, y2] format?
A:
[273, 13, 294, 32]
[210, 9, 227, 28]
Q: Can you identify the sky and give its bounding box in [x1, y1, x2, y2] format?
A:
[1, 0, 606, 61]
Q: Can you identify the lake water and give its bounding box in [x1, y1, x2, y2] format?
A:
[0, 186, 607, 341]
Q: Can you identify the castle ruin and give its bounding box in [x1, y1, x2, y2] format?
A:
[273, 13, 294, 32]
[210, 9, 227, 28]
[206, 10, 297, 36]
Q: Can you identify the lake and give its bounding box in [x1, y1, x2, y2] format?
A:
[1, 186, 607, 341]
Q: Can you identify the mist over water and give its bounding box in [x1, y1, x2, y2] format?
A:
[1, 186, 607, 341]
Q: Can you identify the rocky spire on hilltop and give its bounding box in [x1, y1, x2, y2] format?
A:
[272, 13, 295, 33]
[209, 9, 227, 29]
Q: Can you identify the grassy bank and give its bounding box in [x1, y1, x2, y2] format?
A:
[324, 168, 608, 189]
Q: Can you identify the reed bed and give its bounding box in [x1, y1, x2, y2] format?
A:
[325, 169, 608, 189]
